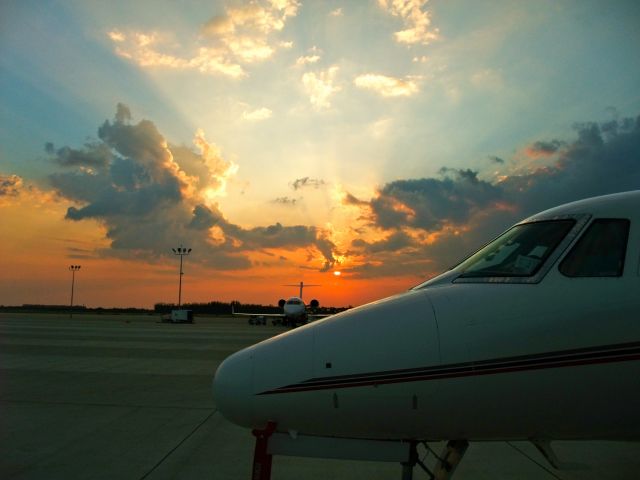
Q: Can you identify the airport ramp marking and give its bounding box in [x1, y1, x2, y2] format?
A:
[138, 408, 217, 480]
[506, 441, 564, 479]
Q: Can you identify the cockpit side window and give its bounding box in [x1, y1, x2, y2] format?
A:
[457, 220, 575, 278]
[559, 219, 630, 277]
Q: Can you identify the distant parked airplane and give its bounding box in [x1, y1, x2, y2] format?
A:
[215, 191, 640, 480]
[232, 281, 329, 327]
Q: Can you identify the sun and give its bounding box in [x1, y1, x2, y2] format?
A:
[333, 271, 341, 276]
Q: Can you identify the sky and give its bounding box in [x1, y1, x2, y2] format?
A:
[1, 0, 639, 308]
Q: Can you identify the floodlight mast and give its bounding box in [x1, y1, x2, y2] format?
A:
[68, 265, 81, 318]
[172, 246, 192, 309]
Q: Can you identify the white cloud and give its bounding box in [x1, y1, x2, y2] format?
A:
[329, 8, 343, 17]
[296, 54, 320, 66]
[222, 35, 274, 62]
[192, 128, 239, 201]
[110, 31, 247, 78]
[295, 46, 322, 66]
[108, 30, 125, 42]
[109, 0, 300, 78]
[242, 107, 273, 121]
[190, 47, 246, 78]
[302, 66, 341, 109]
[354, 73, 420, 97]
[378, 0, 439, 45]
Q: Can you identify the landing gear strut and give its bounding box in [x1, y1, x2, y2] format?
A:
[401, 440, 469, 480]
[251, 422, 276, 480]
[249, 427, 468, 480]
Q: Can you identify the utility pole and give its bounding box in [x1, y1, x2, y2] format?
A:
[171, 246, 191, 309]
[69, 265, 81, 318]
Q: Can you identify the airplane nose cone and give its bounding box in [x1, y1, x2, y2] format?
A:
[213, 349, 254, 427]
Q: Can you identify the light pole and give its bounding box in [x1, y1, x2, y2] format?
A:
[69, 265, 81, 318]
[172, 246, 191, 309]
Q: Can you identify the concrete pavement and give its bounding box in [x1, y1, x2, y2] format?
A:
[1, 313, 638, 479]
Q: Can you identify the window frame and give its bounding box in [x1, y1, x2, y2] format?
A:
[452, 214, 591, 285]
[558, 218, 630, 278]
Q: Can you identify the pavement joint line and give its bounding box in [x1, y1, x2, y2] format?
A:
[138, 408, 217, 480]
[506, 441, 564, 479]
[1, 399, 214, 410]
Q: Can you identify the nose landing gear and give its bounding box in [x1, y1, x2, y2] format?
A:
[251, 422, 276, 480]
[402, 440, 469, 480]
[249, 425, 468, 480]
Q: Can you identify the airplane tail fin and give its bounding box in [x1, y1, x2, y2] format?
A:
[282, 281, 321, 299]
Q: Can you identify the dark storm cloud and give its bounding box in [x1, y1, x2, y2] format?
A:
[225, 221, 328, 250]
[501, 116, 640, 214]
[46, 143, 112, 168]
[528, 139, 565, 155]
[370, 168, 502, 230]
[351, 230, 416, 254]
[343, 192, 369, 206]
[188, 204, 223, 230]
[349, 114, 640, 279]
[290, 176, 326, 190]
[48, 105, 338, 271]
[600, 117, 635, 138]
[49, 107, 183, 221]
[315, 236, 337, 271]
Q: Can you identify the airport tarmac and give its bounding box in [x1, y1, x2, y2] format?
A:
[1, 312, 638, 480]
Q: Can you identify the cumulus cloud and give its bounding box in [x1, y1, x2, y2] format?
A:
[296, 54, 320, 66]
[352, 230, 416, 254]
[0, 173, 58, 207]
[378, 0, 439, 45]
[108, 0, 299, 78]
[46, 142, 112, 169]
[343, 192, 369, 206]
[302, 66, 341, 109]
[48, 104, 337, 271]
[525, 139, 565, 157]
[295, 46, 321, 66]
[370, 169, 502, 230]
[354, 73, 420, 97]
[0, 174, 23, 197]
[345, 114, 640, 279]
[290, 176, 326, 190]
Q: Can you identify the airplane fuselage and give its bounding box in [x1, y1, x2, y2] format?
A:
[214, 191, 640, 445]
[282, 296, 308, 324]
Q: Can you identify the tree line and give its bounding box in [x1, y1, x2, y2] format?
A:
[0, 302, 351, 316]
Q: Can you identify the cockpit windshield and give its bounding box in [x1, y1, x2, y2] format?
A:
[456, 220, 575, 278]
[286, 299, 303, 305]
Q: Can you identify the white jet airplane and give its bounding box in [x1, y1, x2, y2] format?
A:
[214, 191, 640, 479]
[232, 281, 329, 327]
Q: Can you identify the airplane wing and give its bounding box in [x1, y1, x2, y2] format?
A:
[308, 313, 332, 319]
[231, 304, 285, 318]
[232, 312, 286, 318]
